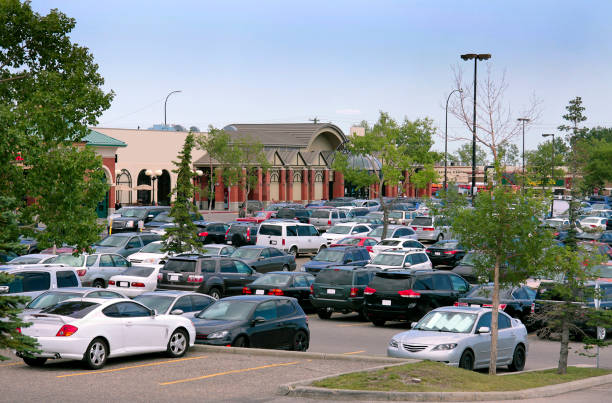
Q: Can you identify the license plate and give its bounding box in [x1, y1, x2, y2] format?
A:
[470, 304, 480, 307]
[169, 274, 179, 282]
[227, 240, 232, 245]
[435, 252, 441, 256]
[382, 300, 391, 306]
[119, 281, 129, 287]
[255, 289, 264, 295]
[270, 240, 277, 245]
[326, 289, 336, 294]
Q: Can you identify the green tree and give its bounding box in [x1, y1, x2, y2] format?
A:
[163, 133, 202, 254]
[525, 139, 568, 186]
[450, 166, 552, 375]
[411, 164, 439, 196]
[497, 142, 519, 166]
[450, 143, 488, 166]
[581, 140, 612, 194]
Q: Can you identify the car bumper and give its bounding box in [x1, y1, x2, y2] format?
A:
[311, 298, 364, 312]
[416, 232, 438, 241]
[18, 336, 90, 361]
[107, 285, 150, 297]
[428, 255, 459, 266]
[364, 305, 421, 321]
[387, 344, 461, 365]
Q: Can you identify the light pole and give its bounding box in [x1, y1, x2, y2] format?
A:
[517, 117, 530, 191]
[145, 169, 163, 205]
[542, 133, 555, 216]
[164, 90, 182, 127]
[461, 53, 491, 200]
[444, 88, 463, 191]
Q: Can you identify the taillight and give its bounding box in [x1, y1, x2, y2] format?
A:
[246, 227, 251, 241]
[530, 303, 535, 314]
[198, 231, 209, 237]
[158, 273, 163, 280]
[16, 327, 21, 333]
[412, 227, 417, 230]
[187, 275, 204, 283]
[268, 288, 284, 296]
[282, 239, 285, 246]
[225, 228, 230, 239]
[131, 282, 145, 287]
[423, 227, 434, 231]
[398, 289, 421, 298]
[349, 287, 358, 297]
[328, 220, 331, 226]
[482, 304, 507, 310]
[242, 287, 252, 294]
[56, 324, 78, 337]
[310, 284, 314, 295]
[425, 249, 431, 253]
[76, 269, 87, 276]
[454, 302, 468, 307]
[444, 250, 458, 255]
[364, 286, 376, 295]
[108, 280, 116, 285]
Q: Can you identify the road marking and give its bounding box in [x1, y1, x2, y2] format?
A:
[336, 323, 365, 327]
[56, 355, 208, 378]
[342, 350, 365, 355]
[0, 362, 21, 367]
[159, 361, 300, 386]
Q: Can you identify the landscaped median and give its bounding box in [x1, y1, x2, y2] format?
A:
[278, 361, 612, 401]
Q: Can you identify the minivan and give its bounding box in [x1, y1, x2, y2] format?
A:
[0, 265, 81, 299]
[309, 209, 349, 232]
[256, 222, 327, 257]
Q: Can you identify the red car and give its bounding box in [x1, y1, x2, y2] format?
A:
[330, 236, 378, 253]
[236, 211, 274, 224]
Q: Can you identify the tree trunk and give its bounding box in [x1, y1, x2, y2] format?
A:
[379, 183, 388, 240]
[52, 243, 57, 255]
[488, 257, 500, 375]
[557, 309, 570, 374]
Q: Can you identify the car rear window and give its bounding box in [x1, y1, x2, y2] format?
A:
[119, 267, 155, 277]
[411, 217, 433, 226]
[259, 225, 282, 236]
[311, 210, 331, 219]
[164, 259, 197, 273]
[316, 269, 354, 285]
[41, 301, 100, 318]
[369, 273, 413, 291]
[277, 209, 295, 218]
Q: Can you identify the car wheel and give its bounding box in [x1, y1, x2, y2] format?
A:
[167, 329, 189, 358]
[83, 338, 108, 370]
[22, 357, 47, 367]
[92, 279, 105, 288]
[292, 330, 309, 351]
[289, 246, 298, 257]
[282, 264, 289, 272]
[372, 319, 386, 327]
[458, 349, 474, 371]
[317, 310, 332, 320]
[318, 245, 327, 252]
[508, 344, 526, 372]
[209, 287, 222, 300]
[232, 335, 249, 347]
[436, 234, 444, 242]
[357, 308, 368, 321]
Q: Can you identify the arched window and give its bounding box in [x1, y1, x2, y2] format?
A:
[270, 171, 279, 183]
[293, 171, 302, 182]
[137, 169, 151, 205]
[115, 169, 132, 205]
[314, 171, 324, 182]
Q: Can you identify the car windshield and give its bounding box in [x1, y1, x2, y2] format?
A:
[336, 237, 360, 245]
[41, 301, 100, 319]
[118, 208, 147, 219]
[151, 212, 173, 223]
[140, 242, 164, 254]
[369, 227, 383, 238]
[251, 274, 291, 286]
[133, 295, 175, 314]
[197, 300, 255, 321]
[590, 265, 612, 279]
[119, 267, 155, 277]
[389, 212, 403, 219]
[27, 292, 83, 309]
[371, 253, 404, 267]
[95, 236, 128, 247]
[327, 226, 351, 234]
[231, 249, 261, 259]
[411, 217, 433, 226]
[414, 310, 477, 333]
[431, 241, 459, 249]
[311, 210, 331, 218]
[53, 254, 86, 267]
[316, 269, 353, 285]
[254, 211, 267, 217]
[202, 246, 220, 255]
[313, 249, 344, 263]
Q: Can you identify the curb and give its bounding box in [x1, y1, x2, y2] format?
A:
[277, 365, 612, 401]
[191, 345, 411, 363]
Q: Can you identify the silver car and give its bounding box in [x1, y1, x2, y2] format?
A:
[49, 252, 133, 288]
[309, 208, 349, 232]
[387, 306, 528, 371]
[410, 216, 449, 242]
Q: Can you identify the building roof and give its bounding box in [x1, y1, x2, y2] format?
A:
[83, 130, 127, 147]
[221, 123, 345, 148]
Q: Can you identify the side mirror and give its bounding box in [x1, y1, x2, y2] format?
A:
[403, 262, 412, 268]
[410, 321, 418, 328]
[170, 309, 184, 315]
[0, 285, 9, 294]
[251, 316, 266, 326]
[127, 261, 132, 267]
[151, 309, 158, 317]
[344, 259, 352, 264]
[477, 326, 490, 334]
[258, 256, 265, 261]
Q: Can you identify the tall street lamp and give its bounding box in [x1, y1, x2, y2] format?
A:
[517, 117, 530, 191]
[164, 90, 182, 127]
[461, 53, 491, 199]
[444, 88, 463, 191]
[145, 169, 163, 205]
[542, 133, 555, 217]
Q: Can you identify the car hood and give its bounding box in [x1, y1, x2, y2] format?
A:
[304, 260, 338, 269]
[129, 252, 166, 261]
[365, 264, 400, 270]
[191, 319, 244, 333]
[394, 329, 467, 344]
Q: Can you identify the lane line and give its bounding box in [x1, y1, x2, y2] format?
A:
[56, 355, 208, 378]
[0, 362, 21, 367]
[342, 350, 365, 355]
[159, 361, 300, 386]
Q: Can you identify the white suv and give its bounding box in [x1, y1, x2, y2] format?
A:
[256, 222, 327, 257]
[365, 250, 433, 271]
[0, 264, 82, 299]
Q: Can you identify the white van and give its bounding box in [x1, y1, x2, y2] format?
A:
[256, 222, 327, 257]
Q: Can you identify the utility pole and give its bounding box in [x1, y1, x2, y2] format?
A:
[309, 117, 319, 124]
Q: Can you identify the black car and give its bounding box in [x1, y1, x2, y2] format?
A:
[225, 222, 259, 246]
[276, 208, 312, 224]
[109, 206, 170, 233]
[426, 240, 466, 268]
[363, 270, 471, 326]
[195, 221, 229, 244]
[231, 245, 296, 273]
[451, 251, 480, 283]
[457, 284, 536, 325]
[310, 266, 377, 319]
[157, 255, 260, 300]
[242, 271, 315, 309]
[302, 246, 371, 274]
[192, 295, 310, 350]
[144, 211, 203, 230]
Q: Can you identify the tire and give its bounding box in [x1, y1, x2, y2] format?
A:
[232, 335, 248, 347]
[318, 245, 327, 252]
[292, 330, 309, 351]
[357, 308, 368, 321]
[167, 329, 189, 358]
[458, 349, 474, 371]
[317, 310, 332, 320]
[508, 344, 526, 372]
[372, 319, 386, 327]
[289, 246, 298, 257]
[22, 357, 47, 367]
[436, 234, 444, 242]
[282, 264, 289, 272]
[92, 279, 105, 288]
[209, 287, 222, 300]
[83, 338, 108, 370]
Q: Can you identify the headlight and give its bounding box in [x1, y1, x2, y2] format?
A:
[389, 338, 399, 348]
[207, 330, 230, 339]
[125, 221, 134, 228]
[432, 343, 457, 351]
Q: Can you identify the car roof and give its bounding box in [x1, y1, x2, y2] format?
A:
[262, 271, 309, 276]
[432, 306, 493, 314]
[223, 295, 294, 302]
[1, 264, 79, 273]
[12, 253, 52, 259]
[137, 290, 199, 297]
[237, 245, 267, 249]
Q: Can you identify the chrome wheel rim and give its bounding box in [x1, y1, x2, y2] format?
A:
[282, 265, 289, 272]
[170, 332, 186, 355]
[210, 290, 221, 300]
[295, 333, 307, 351]
[89, 342, 105, 365]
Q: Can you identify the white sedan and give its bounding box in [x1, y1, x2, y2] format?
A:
[107, 266, 160, 297]
[580, 216, 608, 231]
[128, 241, 169, 269]
[387, 306, 528, 371]
[371, 238, 425, 256]
[19, 298, 195, 369]
[321, 223, 372, 244]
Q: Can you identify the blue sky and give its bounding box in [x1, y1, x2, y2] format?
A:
[31, 0, 612, 154]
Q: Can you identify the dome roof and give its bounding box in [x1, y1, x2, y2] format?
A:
[347, 154, 381, 171]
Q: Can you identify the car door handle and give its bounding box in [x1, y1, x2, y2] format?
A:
[240, 277, 246, 280]
[126, 321, 134, 326]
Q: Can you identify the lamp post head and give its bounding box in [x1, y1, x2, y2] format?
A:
[195, 169, 203, 177]
[154, 169, 163, 177]
[461, 53, 491, 61]
[145, 169, 153, 177]
[517, 118, 530, 123]
[542, 133, 554, 138]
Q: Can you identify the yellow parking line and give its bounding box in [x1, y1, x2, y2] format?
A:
[342, 350, 365, 355]
[159, 361, 300, 386]
[56, 355, 208, 378]
[0, 362, 21, 367]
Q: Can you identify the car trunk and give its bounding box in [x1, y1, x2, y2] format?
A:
[22, 314, 67, 337]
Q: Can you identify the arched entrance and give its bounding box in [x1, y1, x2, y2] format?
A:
[157, 170, 171, 205]
[96, 171, 109, 218]
[137, 169, 151, 205]
[116, 169, 132, 205]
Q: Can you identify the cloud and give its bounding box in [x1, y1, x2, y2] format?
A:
[335, 108, 361, 116]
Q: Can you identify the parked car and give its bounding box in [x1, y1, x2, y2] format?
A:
[6, 254, 56, 265]
[237, 211, 274, 224]
[426, 240, 466, 268]
[576, 231, 612, 246]
[108, 206, 170, 233]
[451, 252, 481, 283]
[191, 295, 310, 351]
[200, 244, 236, 257]
[276, 207, 312, 223]
[256, 222, 326, 257]
[157, 255, 260, 300]
[330, 236, 379, 253]
[231, 245, 296, 273]
[371, 238, 425, 256]
[579, 216, 608, 231]
[19, 298, 195, 369]
[303, 246, 371, 274]
[49, 252, 133, 288]
[242, 271, 315, 309]
[107, 266, 161, 297]
[127, 240, 170, 269]
[388, 210, 420, 226]
[225, 222, 259, 247]
[365, 250, 432, 271]
[363, 270, 471, 326]
[134, 290, 216, 318]
[195, 221, 230, 244]
[93, 232, 161, 257]
[309, 208, 349, 232]
[541, 218, 571, 231]
[0, 265, 81, 299]
[351, 199, 381, 212]
[310, 266, 377, 319]
[457, 284, 536, 325]
[321, 223, 373, 245]
[144, 211, 203, 234]
[239, 200, 265, 215]
[367, 225, 418, 242]
[410, 216, 450, 242]
[351, 216, 384, 227]
[22, 287, 127, 314]
[387, 306, 528, 371]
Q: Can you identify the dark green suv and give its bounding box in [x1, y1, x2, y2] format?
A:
[310, 266, 377, 319]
